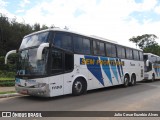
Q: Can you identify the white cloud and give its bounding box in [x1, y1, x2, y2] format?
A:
[0, 0, 7, 7]
[154, 5, 160, 14]
[137, 0, 158, 11]
[1, 0, 160, 48]
[0, 0, 16, 19]
[19, 0, 30, 8]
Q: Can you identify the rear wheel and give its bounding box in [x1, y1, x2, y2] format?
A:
[151, 74, 155, 82]
[123, 75, 129, 87]
[72, 78, 87, 96]
[130, 74, 136, 86]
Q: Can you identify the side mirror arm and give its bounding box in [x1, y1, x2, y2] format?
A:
[5, 50, 17, 64]
[146, 60, 149, 67]
[37, 43, 49, 60]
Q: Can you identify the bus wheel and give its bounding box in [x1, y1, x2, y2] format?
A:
[72, 78, 86, 96]
[151, 74, 155, 82]
[123, 75, 129, 87]
[130, 74, 136, 86]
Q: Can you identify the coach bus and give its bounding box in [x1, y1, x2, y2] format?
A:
[5, 28, 144, 97]
[144, 53, 160, 81]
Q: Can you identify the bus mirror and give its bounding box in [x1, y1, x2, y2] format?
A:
[37, 43, 49, 60]
[146, 60, 149, 67]
[5, 50, 17, 64]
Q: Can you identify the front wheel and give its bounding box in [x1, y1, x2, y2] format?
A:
[123, 75, 129, 87]
[72, 78, 86, 96]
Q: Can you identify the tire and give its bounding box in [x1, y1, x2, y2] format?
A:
[130, 75, 136, 86]
[123, 75, 129, 87]
[151, 74, 155, 82]
[72, 78, 86, 96]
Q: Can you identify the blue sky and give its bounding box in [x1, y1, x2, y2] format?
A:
[0, 0, 160, 48]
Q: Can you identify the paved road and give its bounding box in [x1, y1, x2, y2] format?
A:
[1, 80, 160, 120]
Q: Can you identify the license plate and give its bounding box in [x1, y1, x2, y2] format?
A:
[20, 90, 28, 94]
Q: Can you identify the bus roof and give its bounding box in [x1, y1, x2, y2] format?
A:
[24, 28, 142, 51]
[144, 53, 160, 57]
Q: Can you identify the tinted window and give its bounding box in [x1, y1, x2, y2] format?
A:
[93, 41, 98, 55]
[74, 36, 91, 54]
[106, 43, 112, 57]
[106, 43, 116, 57]
[74, 36, 83, 53]
[143, 55, 148, 61]
[126, 48, 133, 59]
[126, 48, 130, 59]
[65, 53, 73, 71]
[117, 46, 121, 58]
[93, 41, 105, 56]
[54, 33, 72, 51]
[20, 32, 49, 49]
[83, 38, 91, 54]
[99, 42, 105, 56]
[117, 46, 126, 59]
[133, 50, 139, 60]
[111, 44, 117, 57]
[157, 57, 160, 64]
[51, 49, 63, 74]
[139, 51, 143, 61]
[121, 47, 125, 59]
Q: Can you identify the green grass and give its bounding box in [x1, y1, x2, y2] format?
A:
[0, 78, 15, 80]
[0, 91, 16, 94]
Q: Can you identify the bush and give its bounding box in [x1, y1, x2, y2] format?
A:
[0, 80, 15, 86]
[0, 55, 17, 72]
[6, 72, 16, 78]
[0, 70, 15, 78]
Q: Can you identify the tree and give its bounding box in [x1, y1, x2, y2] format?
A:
[33, 23, 40, 31]
[129, 34, 160, 56]
[41, 24, 48, 30]
[143, 44, 160, 56]
[129, 34, 158, 49]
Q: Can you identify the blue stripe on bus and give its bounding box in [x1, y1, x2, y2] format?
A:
[85, 56, 104, 86]
[100, 57, 113, 85]
[119, 59, 124, 76]
[116, 58, 122, 82]
[109, 58, 119, 83]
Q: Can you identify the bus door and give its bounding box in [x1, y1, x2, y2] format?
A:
[63, 52, 74, 95]
[49, 48, 64, 96]
[50, 48, 74, 96]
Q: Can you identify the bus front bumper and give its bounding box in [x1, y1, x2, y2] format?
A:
[15, 85, 50, 97]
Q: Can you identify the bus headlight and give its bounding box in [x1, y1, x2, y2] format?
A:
[34, 83, 46, 88]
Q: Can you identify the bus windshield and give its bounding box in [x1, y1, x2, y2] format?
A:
[20, 32, 49, 49]
[17, 48, 48, 75]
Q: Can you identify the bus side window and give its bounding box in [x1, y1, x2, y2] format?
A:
[139, 51, 143, 61]
[117, 46, 122, 58]
[93, 40, 105, 56]
[111, 44, 117, 57]
[121, 47, 126, 59]
[83, 38, 91, 54]
[130, 49, 133, 59]
[65, 53, 74, 71]
[62, 35, 72, 51]
[74, 36, 83, 53]
[126, 48, 130, 59]
[133, 50, 139, 60]
[54, 33, 72, 51]
[126, 48, 133, 59]
[106, 43, 116, 58]
[51, 49, 63, 74]
[106, 43, 112, 57]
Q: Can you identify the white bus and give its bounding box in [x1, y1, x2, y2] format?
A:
[144, 53, 160, 81]
[5, 28, 144, 97]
